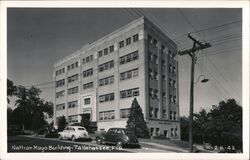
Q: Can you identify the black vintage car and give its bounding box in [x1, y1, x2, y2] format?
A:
[95, 128, 140, 148]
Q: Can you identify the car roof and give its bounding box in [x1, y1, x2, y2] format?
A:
[69, 126, 85, 129]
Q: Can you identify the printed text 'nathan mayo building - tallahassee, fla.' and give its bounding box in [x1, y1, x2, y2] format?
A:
[53, 17, 180, 139]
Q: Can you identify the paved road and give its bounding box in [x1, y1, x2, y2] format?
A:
[8, 135, 168, 153]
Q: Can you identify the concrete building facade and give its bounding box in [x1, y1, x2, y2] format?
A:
[53, 17, 180, 139]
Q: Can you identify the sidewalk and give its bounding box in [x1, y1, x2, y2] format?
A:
[140, 141, 189, 152]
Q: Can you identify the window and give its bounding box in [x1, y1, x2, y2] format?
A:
[68, 115, 78, 123]
[55, 68, 65, 76]
[148, 35, 152, 43]
[82, 58, 86, 64]
[67, 61, 78, 71]
[171, 128, 174, 137]
[120, 88, 139, 99]
[98, 50, 103, 57]
[56, 103, 65, 110]
[104, 48, 108, 55]
[126, 37, 131, 45]
[155, 108, 158, 118]
[99, 110, 115, 121]
[156, 128, 160, 136]
[98, 60, 114, 72]
[174, 111, 176, 120]
[175, 128, 178, 137]
[68, 101, 78, 109]
[133, 34, 139, 42]
[56, 79, 65, 87]
[119, 51, 139, 65]
[120, 68, 139, 81]
[99, 76, 114, 86]
[83, 68, 93, 78]
[149, 107, 153, 118]
[68, 86, 78, 95]
[68, 74, 79, 83]
[99, 93, 115, 103]
[83, 82, 93, 90]
[153, 39, 158, 46]
[109, 45, 114, 53]
[119, 41, 124, 48]
[86, 56, 90, 63]
[163, 109, 167, 119]
[84, 98, 91, 105]
[170, 111, 172, 120]
[120, 108, 130, 118]
[56, 90, 65, 98]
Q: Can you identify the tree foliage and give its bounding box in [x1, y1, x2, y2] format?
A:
[180, 98, 242, 151]
[126, 98, 149, 138]
[7, 79, 17, 103]
[10, 85, 54, 131]
[57, 115, 67, 132]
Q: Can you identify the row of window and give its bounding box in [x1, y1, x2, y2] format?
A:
[120, 68, 138, 81]
[98, 60, 114, 72]
[170, 111, 177, 120]
[119, 34, 139, 49]
[67, 61, 79, 71]
[120, 88, 139, 99]
[56, 90, 65, 98]
[57, 68, 138, 88]
[83, 82, 93, 90]
[120, 51, 139, 65]
[98, 45, 114, 58]
[149, 88, 159, 99]
[68, 101, 78, 109]
[99, 93, 115, 103]
[99, 76, 114, 86]
[170, 95, 177, 104]
[68, 86, 78, 95]
[99, 108, 131, 121]
[83, 68, 93, 78]
[56, 101, 78, 110]
[68, 115, 78, 123]
[56, 103, 65, 110]
[56, 79, 65, 88]
[68, 74, 79, 83]
[150, 127, 178, 138]
[99, 110, 115, 120]
[82, 55, 93, 64]
[55, 68, 65, 76]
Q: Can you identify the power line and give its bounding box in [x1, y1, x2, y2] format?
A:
[173, 19, 242, 41]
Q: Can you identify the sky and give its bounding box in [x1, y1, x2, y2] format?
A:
[7, 8, 242, 116]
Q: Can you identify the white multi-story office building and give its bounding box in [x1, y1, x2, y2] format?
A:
[53, 17, 180, 139]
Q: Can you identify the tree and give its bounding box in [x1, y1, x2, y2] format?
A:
[206, 99, 242, 151]
[13, 85, 54, 131]
[57, 115, 67, 132]
[7, 79, 17, 103]
[193, 109, 208, 144]
[126, 98, 149, 138]
[180, 116, 189, 141]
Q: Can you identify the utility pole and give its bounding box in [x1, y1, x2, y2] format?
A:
[179, 34, 211, 152]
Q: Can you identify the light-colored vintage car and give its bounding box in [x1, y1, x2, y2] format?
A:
[58, 126, 90, 141]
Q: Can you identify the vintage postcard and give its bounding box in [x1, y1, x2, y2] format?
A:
[0, 1, 249, 160]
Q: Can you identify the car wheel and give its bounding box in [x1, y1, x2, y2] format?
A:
[72, 136, 76, 142]
[116, 141, 123, 148]
[58, 135, 63, 140]
[96, 137, 103, 145]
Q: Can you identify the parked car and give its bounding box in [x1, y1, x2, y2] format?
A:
[58, 126, 90, 141]
[95, 128, 140, 148]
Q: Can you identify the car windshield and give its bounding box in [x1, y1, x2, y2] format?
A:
[78, 128, 85, 130]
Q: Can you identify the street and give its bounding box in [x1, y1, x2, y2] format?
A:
[7, 135, 170, 153]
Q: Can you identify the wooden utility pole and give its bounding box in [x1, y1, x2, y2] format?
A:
[179, 34, 211, 152]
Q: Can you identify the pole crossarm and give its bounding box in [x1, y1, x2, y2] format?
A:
[179, 43, 211, 56]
